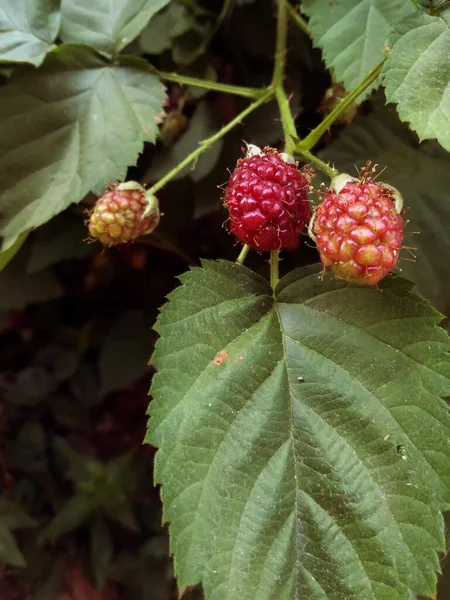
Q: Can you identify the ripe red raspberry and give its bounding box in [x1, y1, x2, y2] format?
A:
[312, 173, 404, 285]
[88, 182, 160, 246]
[224, 146, 311, 251]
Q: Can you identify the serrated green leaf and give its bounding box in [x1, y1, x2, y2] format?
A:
[60, 0, 171, 57]
[0, 46, 166, 249]
[301, 0, 414, 97]
[147, 260, 450, 600]
[382, 9, 450, 152]
[318, 102, 450, 307]
[0, 521, 26, 566]
[0, 0, 60, 66]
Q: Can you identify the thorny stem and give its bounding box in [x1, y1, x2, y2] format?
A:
[270, 250, 280, 290]
[149, 1, 383, 193]
[156, 71, 266, 99]
[273, 0, 297, 156]
[236, 244, 250, 265]
[297, 60, 386, 153]
[148, 88, 274, 195]
[286, 2, 310, 36]
[299, 149, 338, 178]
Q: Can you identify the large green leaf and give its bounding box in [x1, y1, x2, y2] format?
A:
[382, 9, 450, 152]
[0, 46, 165, 249]
[146, 260, 450, 600]
[0, 0, 60, 66]
[60, 0, 171, 57]
[318, 103, 450, 307]
[301, 0, 414, 96]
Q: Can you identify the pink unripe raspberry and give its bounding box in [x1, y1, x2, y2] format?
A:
[88, 182, 160, 246]
[224, 145, 311, 251]
[312, 172, 404, 285]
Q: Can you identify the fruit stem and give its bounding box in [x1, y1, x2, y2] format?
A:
[286, 3, 310, 37]
[270, 250, 280, 290]
[273, 0, 297, 155]
[155, 71, 266, 100]
[148, 88, 274, 195]
[296, 59, 386, 152]
[298, 149, 338, 178]
[236, 244, 250, 265]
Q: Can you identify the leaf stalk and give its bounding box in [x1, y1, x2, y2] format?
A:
[270, 250, 280, 290]
[273, 0, 297, 156]
[286, 3, 310, 36]
[155, 71, 266, 99]
[296, 60, 386, 153]
[148, 88, 274, 195]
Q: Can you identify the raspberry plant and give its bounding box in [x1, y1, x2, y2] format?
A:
[1, 1, 450, 599]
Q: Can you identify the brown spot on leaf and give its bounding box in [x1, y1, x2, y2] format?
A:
[213, 351, 228, 366]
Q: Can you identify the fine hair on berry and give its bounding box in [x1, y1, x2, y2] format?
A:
[313, 169, 404, 285]
[224, 146, 311, 251]
[88, 182, 160, 246]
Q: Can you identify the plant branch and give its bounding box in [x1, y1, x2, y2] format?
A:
[272, 0, 289, 89]
[297, 60, 385, 152]
[286, 3, 310, 36]
[297, 149, 338, 178]
[273, 0, 297, 155]
[148, 88, 274, 195]
[156, 70, 266, 99]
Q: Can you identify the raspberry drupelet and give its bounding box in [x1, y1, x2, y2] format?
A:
[224, 146, 311, 251]
[313, 172, 404, 285]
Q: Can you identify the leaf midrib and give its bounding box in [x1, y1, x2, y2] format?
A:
[274, 300, 431, 594]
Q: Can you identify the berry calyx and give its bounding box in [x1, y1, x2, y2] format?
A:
[312, 171, 404, 285]
[224, 145, 311, 251]
[88, 182, 160, 246]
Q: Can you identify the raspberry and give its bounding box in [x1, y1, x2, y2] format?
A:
[312, 172, 404, 285]
[224, 145, 311, 251]
[88, 182, 160, 246]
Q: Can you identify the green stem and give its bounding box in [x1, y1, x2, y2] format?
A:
[297, 60, 385, 152]
[272, 0, 289, 89]
[298, 149, 338, 178]
[156, 70, 265, 99]
[270, 250, 280, 290]
[148, 89, 274, 195]
[273, 0, 296, 155]
[286, 3, 310, 36]
[276, 87, 297, 155]
[236, 244, 250, 265]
